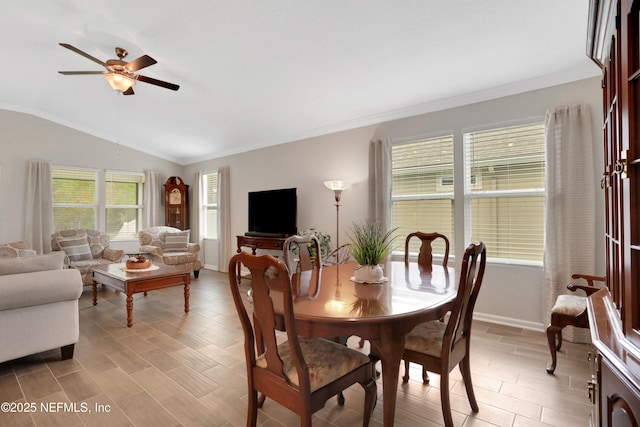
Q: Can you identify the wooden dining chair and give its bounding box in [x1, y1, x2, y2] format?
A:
[546, 273, 605, 374]
[404, 231, 450, 271]
[401, 241, 486, 427]
[229, 252, 377, 427]
[283, 234, 322, 299]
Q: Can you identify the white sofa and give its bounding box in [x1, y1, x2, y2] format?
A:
[0, 251, 83, 363]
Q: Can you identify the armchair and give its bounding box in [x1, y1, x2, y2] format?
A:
[138, 226, 202, 278]
[546, 273, 605, 374]
[0, 240, 37, 258]
[51, 229, 125, 286]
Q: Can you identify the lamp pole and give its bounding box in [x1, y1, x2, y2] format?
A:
[324, 180, 345, 251]
[333, 190, 342, 248]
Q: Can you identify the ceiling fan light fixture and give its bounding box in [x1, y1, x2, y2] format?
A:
[104, 72, 135, 92]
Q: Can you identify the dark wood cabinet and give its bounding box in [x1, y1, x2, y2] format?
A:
[589, 0, 640, 425]
[236, 235, 288, 253]
[164, 176, 189, 230]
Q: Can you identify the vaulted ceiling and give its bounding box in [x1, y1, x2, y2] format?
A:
[1, 1, 599, 165]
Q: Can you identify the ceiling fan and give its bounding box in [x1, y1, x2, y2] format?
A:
[58, 43, 180, 95]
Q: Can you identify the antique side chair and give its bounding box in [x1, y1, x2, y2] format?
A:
[402, 241, 486, 427]
[228, 252, 377, 426]
[546, 273, 605, 374]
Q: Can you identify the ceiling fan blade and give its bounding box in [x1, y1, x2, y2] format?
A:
[135, 75, 180, 91]
[58, 71, 104, 75]
[126, 55, 157, 72]
[59, 43, 107, 67]
[123, 87, 135, 96]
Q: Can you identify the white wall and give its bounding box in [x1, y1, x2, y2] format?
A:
[184, 76, 604, 331]
[0, 76, 604, 331]
[0, 109, 183, 250]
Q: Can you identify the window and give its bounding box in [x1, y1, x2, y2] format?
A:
[391, 121, 545, 264]
[53, 168, 98, 231]
[105, 171, 144, 239]
[202, 172, 218, 239]
[465, 122, 545, 262]
[53, 167, 145, 240]
[392, 135, 455, 256]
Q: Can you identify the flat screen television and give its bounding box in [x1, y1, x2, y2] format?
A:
[246, 188, 297, 237]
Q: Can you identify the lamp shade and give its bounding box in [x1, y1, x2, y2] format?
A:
[324, 180, 344, 191]
[104, 73, 135, 92]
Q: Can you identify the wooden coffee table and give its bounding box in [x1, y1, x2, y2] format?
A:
[91, 263, 191, 327]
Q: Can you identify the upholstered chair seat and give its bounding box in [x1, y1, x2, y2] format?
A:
[404, 320, 447, 357]
[51, 229, 125, 285]
[138, 226, 201, 278]
[256, 336, 372, 392]
[550, 294, 588, 316]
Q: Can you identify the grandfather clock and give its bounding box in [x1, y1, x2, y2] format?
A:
[164, 176, 189, 230]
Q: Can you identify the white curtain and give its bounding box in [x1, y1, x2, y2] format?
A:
[25, 160, 53, 254]
[217, 166, 231, 273]
[143, 170, 162, 228]
[193, 171, 204, 247]
[368, 138, 392, 230]
[542, 104, 596, 343]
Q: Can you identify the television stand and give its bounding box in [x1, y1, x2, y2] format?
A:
[236, 235, 289, 284]
[244, 231, 287, 238]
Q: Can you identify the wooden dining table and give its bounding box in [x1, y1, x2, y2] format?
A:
[280, 260, 457, 427]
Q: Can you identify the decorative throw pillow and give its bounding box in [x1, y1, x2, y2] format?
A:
[0, 251, 65, 276]
[162, 230, 190, 252]
[56, 234, 92, 262]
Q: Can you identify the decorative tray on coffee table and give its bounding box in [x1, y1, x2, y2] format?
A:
[123, 255, 157, 272]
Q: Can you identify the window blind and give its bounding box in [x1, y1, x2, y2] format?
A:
[392, 135, 455, 255]
[204, 172, 218, 239]
[464, 122, 545, 262]
[105, 171, 144, 239]
[52, 168, 97, 231]
[105, 172, 144, 205]
[53, 168, 96, 205]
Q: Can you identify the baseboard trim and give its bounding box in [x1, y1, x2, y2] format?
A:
[194, 268, 547, 332]
[474, 312, 546, 333]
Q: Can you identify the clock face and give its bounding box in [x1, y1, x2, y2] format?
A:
[169, 188, 182, 205]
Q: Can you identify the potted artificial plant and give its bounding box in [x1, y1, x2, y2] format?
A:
[348, 221, 397, 283]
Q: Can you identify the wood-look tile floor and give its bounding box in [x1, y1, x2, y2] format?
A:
[0, 269, 592, 426]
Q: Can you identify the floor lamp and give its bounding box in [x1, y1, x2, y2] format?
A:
[324, 180, 344, 249]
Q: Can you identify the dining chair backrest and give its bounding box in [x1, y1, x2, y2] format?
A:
[404, 231, 450, 271]
[228, 251, 377, 426]
[283, 234, 322, 298]
[447, 241, 486, 352]
[229, 252, 300, 382]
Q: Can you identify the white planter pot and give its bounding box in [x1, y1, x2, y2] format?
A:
[354, 282, 384, 300]
[353, 264, 384, 283]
